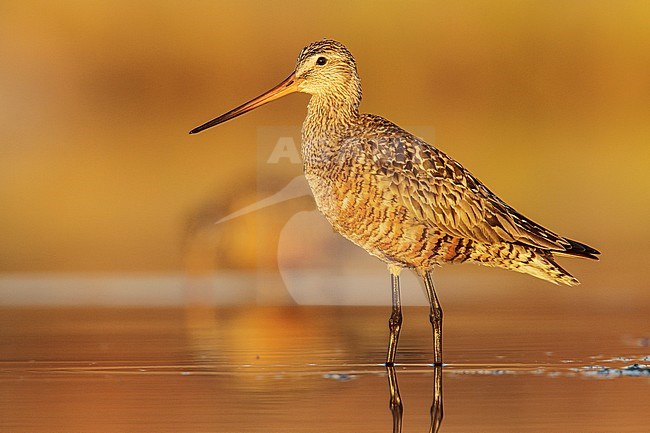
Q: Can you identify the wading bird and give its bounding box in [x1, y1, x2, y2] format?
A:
[190, 39, 599, 365]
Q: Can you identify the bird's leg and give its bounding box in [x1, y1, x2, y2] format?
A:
[423, 270, 443, 365]
[386, 365, 403, 433]
[429, 364, 444, 433]
[386, 267, 403, 366]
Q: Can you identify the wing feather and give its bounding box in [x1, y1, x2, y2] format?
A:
[355, 119, 574, 253]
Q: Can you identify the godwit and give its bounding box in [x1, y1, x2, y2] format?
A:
[190, 39, 599, 365]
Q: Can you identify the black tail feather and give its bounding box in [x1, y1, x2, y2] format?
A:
[563, 238, 600, 260]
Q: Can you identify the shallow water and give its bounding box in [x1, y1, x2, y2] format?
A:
[1, 302, 648, 432]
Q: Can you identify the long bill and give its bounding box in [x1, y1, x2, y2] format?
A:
[189, 72, 300, 134]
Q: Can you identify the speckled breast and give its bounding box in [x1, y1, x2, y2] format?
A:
[303, 146, 447, 270]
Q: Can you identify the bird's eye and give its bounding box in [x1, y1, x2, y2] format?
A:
[316, 56, 327, 66]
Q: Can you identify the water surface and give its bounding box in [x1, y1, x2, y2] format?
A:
[1, 302, 648, 432]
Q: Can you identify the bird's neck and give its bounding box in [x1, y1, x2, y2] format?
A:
[301, 97, 361, 170]
[301, 78, 363, 168]
[303, 91, 361, 139]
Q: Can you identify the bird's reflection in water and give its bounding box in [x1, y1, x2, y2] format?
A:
[386, 365, 443, 433]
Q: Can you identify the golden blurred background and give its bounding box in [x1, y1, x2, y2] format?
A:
[1, 1, 649, 304]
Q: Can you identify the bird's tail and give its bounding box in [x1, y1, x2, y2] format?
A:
[469, 243, 580, 286]
[517, 251, 580, 286]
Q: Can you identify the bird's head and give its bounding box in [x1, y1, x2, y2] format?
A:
[293, 39, 360, 98]
[189, 39, 361, 134]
